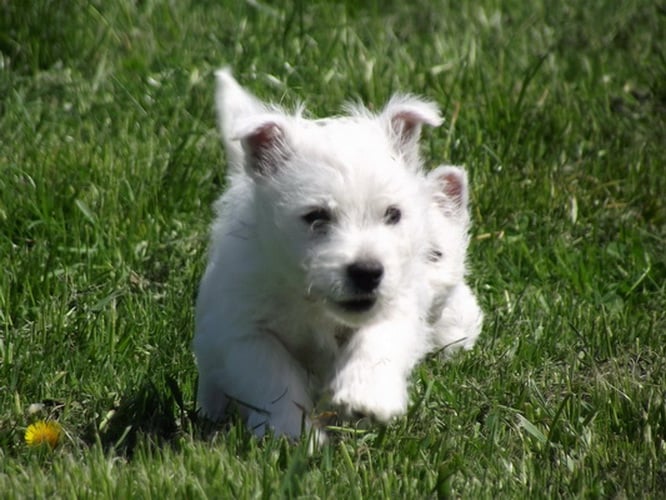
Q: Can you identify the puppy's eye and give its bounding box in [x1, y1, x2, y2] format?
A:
[302, 208, 332, 230]
[384, 205, 402, 225]
[428, 248, 443, 262]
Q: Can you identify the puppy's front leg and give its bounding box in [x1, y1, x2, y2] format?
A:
[196, 328, 322, 443]
[330, 312, 427, 422]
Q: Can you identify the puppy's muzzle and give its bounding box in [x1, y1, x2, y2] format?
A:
[335, 259, 384, 313]
[346, 259, 384, 293]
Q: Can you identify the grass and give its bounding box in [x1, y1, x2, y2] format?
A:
[1, 0, 665, 497]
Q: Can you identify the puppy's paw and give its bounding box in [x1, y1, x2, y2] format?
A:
[330, 361, 408, 422]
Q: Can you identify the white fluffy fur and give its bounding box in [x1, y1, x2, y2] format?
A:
[424, 166, 483, 354]
[194, 69, 482, 445]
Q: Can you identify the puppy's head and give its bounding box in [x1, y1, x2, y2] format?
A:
[216, 70, 442, 327]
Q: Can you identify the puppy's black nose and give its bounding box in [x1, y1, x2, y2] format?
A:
[346, 259, 384, 293]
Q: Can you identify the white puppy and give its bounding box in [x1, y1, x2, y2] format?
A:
[424, 166, 483, 354]
[194, 69, 480, 443]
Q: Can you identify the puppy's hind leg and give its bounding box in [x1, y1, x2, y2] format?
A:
[430, 283, 483, 356]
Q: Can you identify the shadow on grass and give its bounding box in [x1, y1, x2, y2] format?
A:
[94, 377, 216, 458]
[90, 376, 355, 460]
[91, 375, 322, 471]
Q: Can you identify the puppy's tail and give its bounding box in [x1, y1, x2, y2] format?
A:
[214, 67, 267, 173]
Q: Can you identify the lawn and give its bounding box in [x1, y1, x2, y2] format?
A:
[1, 0, 665, 497]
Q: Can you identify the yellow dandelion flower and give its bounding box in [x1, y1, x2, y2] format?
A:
[25, 420, 62, 449]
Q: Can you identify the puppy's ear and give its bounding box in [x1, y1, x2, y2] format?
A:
[428, 165, 469, 216]
[382, 95, 442, 164]
[215, 67, 269, 172]
[235, 115, 291, 177]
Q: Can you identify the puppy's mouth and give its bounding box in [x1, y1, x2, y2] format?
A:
[320, 293, 384, 327]
[335, 296, 377, 313]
